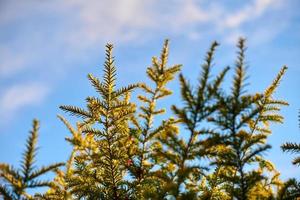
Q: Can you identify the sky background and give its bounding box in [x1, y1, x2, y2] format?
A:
[0, 0, 299, 183]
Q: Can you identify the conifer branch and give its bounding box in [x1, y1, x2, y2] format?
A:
[123, 40, 181, 199]
[59, 105, 93, 119]
[282, 143, 300, 154]
[155, 40, 228, 198]
[21, 119, 39, 181]
[57, 115, 76, 136]
[29, 163, 65, 180]
[232, 38, 247, 100]
[0, 120, 63, 200]
[0, 39, 289, 199]
[208, 39, 288, 199]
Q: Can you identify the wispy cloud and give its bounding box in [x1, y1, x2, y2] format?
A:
[0, 47, 30, 77]
[222, 0, 275, 29]
[218, 0, 287, 45]
[63, 0, 156, 47]
[0, 0, 291, 75]
[0, 83, 50, 121]
[0, 0, 295, 118]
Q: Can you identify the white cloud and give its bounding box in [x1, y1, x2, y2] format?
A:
[166, 0, 212, 30]
[215, 0, 289, 45]
[224, 30, 245, 45]
[0, 0, 291, 76]
[0, 0, 290, 73]
[0, 83, 50, 119]
[223, 0, 275, 29]
[61, 0, 157, 47]
[0, 0, 293, 115]
[63, 0, 288, 47]
[0, 47, 30, 77]
[61, 0, 216, 45]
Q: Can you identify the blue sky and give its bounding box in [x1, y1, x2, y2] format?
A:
[0, 0, 299, 181]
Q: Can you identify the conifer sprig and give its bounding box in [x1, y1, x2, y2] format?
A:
[152, 40, 230, 199]
[0, 38, 290, 200]
[282, 143, 300, 166]
[208, 38, 288, 199]
[0, 120, 64, 200]
[277, 178, 300, 199]
[59, 43, 139, 200]
[126, 39, 181, 199]
[281, 110, 300, 166]
[232, 38, 248, 100]
[279, 109, 300, 199]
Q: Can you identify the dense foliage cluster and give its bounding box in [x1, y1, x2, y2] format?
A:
[1, 39, 298, 200]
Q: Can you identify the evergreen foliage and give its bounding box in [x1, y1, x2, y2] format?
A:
[279, 111, 300, 199]
[0, 120, 64, 200]
[0, 39, 295, 200]
[60, 43, 139, 200]
[151, 41, 230, 199]
[207, 39, 288, 199]
[281, 111, 300, 166]
[277, 178, 300, 199]
[125, 39, 181, 199]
